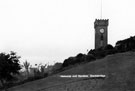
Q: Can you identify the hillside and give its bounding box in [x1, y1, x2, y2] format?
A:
[8, 51, 135, 91]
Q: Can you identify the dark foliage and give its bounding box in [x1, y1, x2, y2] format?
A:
[62, 57, 76, 67]
[103, 44, 117, 55]
[76, 53, 84, 58]
[85, 54, 96, 62]
[0, 51, 21, 90]
[51, 62, 62, 73]
[62, 53, 96, 68]
[88, 44, 116, 59]
[115, 36, 135, 52]
[104, 44, 114, 50]
[62, 35, 135, 70]
[75, 53, 85, 63]
[88, 47, 105, 59]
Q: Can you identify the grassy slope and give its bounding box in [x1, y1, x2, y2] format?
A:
[8, 52, 135, 91]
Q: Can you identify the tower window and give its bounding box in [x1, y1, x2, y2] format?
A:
[101, 34, 103, 40]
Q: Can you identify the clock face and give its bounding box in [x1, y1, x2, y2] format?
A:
[100, 28, 104, 33]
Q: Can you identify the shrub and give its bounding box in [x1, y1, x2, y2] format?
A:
[85, 54, 96, 62]
[104, 44, 114, 50]
[62, 57, 75, 67]
[76, 53, 84, 58]
[115, 36, 135, 52]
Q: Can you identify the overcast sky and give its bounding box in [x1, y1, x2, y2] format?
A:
[0, 0, 135, 65]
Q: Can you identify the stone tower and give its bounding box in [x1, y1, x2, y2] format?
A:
[94, 19, 109, 49]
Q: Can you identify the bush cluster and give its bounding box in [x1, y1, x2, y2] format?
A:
[62, 36, 135, 68]
[115, 36, 135, 52]
[62, 53, 96, 67]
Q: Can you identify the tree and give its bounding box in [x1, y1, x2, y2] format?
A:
[85, 54, 96, 62]
[0, 51, 21, 91]
[76, 53, 84, 58]
[23, 60, 30, 78]
[40, 64, 47, 74]
[104, 44, 114, 50]
[52, 62, 62, 73]
[62, 57, 75, 67]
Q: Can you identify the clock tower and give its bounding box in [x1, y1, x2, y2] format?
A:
[94, 19, 109, 49]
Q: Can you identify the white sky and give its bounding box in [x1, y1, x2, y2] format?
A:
[0, 0, 135, 65]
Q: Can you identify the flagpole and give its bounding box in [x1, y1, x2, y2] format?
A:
[101, 0, 102, 19]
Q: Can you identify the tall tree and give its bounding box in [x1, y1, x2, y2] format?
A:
[0, 51, 21, 91]
[23, 60, 30, 78]
[40, 64, 47, 74]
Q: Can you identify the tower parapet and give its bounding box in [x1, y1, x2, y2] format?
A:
[94, 19, 109, 28]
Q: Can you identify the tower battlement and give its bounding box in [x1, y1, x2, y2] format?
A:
[94, 19, 109, 28]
